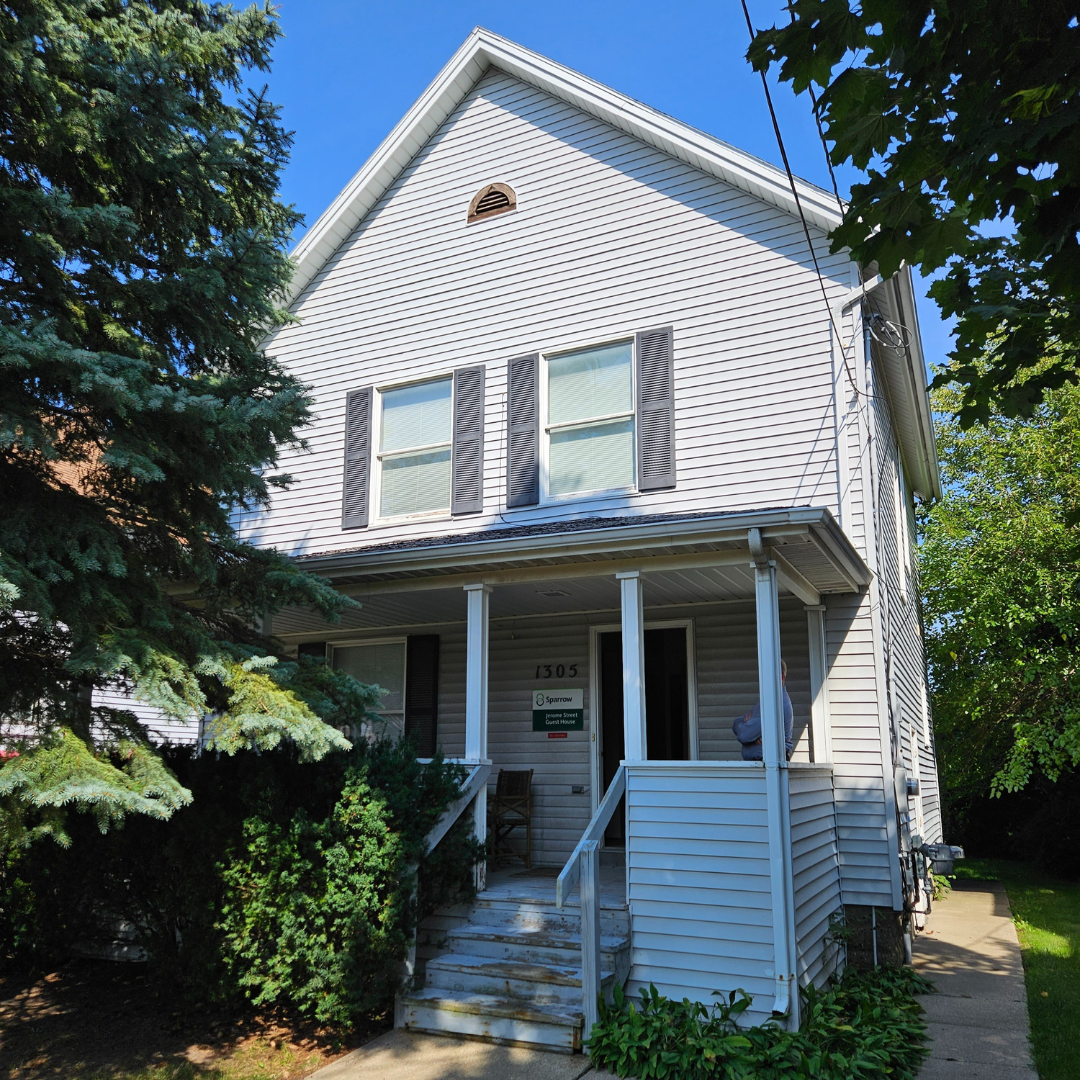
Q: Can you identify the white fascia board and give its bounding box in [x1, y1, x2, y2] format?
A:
[285, 27, 845, 307]
[890, 270, 943, 502]
[297, 506, 871, 588]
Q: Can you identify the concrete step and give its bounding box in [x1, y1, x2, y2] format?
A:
[447, 922, 629, 967]
[399, 987, 583, 1053]
[425, 951, 615, 1005]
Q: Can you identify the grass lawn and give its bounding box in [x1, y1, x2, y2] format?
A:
[953, 858, 1079, 1080]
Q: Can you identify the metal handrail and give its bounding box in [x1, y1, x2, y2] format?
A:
[555, 765, 626, 1040]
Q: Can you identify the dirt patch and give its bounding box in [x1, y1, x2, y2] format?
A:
[0, 959, 389, 1079]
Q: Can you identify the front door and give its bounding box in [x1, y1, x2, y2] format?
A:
[598, 626, 691, 845]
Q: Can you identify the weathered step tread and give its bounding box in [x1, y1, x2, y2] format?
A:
[426, 951, 614, 988]
[403, 987, 583, 1028]
[450, 922, 629, 953]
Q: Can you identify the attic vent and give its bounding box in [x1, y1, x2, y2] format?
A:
[468, 182, 516, 223]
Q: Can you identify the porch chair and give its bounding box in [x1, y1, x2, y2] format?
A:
[488, 768, 533, 868]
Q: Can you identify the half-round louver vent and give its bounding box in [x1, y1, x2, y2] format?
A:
[468, 182, 516, 223]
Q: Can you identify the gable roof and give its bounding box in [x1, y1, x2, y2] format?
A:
[286, 27, 844, 307]
[284, 28, 941, 503]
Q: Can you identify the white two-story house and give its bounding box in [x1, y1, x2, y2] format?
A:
[237, 29, 944, 1052]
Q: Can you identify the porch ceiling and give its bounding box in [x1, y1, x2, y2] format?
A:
[274, 508, 870, 639]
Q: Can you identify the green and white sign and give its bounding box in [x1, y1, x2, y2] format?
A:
[532, 688, 584, 731]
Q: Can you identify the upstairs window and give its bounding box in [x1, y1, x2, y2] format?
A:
[546, 342, 635, 497]
[379, 377, 452, 517]
[505, 328, 674, 510]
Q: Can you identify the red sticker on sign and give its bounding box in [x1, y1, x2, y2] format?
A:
[547, 732, 568, 739]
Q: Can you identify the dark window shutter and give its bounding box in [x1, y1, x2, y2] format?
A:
[451, 366, 485, 515]
[636, 327, 676, 490]
[297, 642, 328, 663]
[404, 635, 440, 757]
[506, 353, 539, 507]
[342, 387, 372, 529]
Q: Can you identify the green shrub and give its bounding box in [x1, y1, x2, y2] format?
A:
[0, 740, 482, 1025]
[586, 966, 933, 1080]
[217, 741, 482, 1024]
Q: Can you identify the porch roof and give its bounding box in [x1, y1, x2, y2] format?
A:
[277, 508, 869, 637]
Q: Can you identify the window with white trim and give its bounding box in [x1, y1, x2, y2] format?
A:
[544, 341, 635, 498]
[378, 377, 452, 517]
[333, 640, 406, 734]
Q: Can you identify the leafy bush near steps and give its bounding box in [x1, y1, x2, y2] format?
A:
[217, 744, 484, 1024]
[0, 740, 482, 1025]
[586, 966, 934, 1080]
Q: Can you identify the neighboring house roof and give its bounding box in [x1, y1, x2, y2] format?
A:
[284, 26, 942, 502]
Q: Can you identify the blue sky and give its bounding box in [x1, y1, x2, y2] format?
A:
[264, 0, 953, 373]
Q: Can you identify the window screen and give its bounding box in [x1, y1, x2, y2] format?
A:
[379, 378, 452, 517]
[333, 642, 406, 719]
[546, 342, 634, 496]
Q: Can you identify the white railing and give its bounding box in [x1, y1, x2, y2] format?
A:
[401, 762, 491, 996]
[423, 762, 491, 851]
[556, 765, 626, 1037]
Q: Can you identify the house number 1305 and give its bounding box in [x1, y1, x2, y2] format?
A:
[535, 663, 578, 679]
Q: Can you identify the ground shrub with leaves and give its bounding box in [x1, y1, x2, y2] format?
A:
[0, 740, 482, 1027]
[586, 966, 933, 1080]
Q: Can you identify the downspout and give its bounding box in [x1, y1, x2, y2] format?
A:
[750, 529, 798, 1026]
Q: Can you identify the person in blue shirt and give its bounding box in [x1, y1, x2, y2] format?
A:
[731, 659, 793, 761]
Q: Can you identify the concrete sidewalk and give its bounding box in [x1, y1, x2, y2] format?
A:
[306, 1029, 615, 1080]
[913, 881, 1038, 1078]
[309, 880, 1039, 1080]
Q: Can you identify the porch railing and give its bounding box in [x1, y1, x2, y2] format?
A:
[423, 761, 491, 852]
[401, 761, 491, 999]
[556, 764, 626, 1037]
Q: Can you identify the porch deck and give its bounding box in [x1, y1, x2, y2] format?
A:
[482, 861, 626, 910]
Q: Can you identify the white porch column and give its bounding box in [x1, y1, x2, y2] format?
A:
[751, 530, 798, 1028]
[616, 570, 647, 761]
[464, 584, 491, 888]
[805, 604, 833, 763]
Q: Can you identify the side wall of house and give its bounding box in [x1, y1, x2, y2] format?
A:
[237, 68, 852, 558]
[788, 766, 844, 989]
[92, 685, 198, 746]
[867, 341, 943, 847]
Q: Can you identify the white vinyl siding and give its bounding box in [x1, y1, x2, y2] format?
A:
[545, 341, 635, 498]
[91, 684, 199, 746]
[789, 766, 844, 989]
[239, 69, 850, 554]
[624, 763, 776, 1026]
[378, 378, 453, 518]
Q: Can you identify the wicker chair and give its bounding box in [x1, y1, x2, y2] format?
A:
[488, 768, 533, 868]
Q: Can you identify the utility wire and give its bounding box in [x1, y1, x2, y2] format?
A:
[740, 0, 865, 400]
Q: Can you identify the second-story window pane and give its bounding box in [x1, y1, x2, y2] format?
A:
[379, 377, 452, 517]
[548, 343, 632, 425]
[382, 379, 452, 451]
[546, 342, 635, 497]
